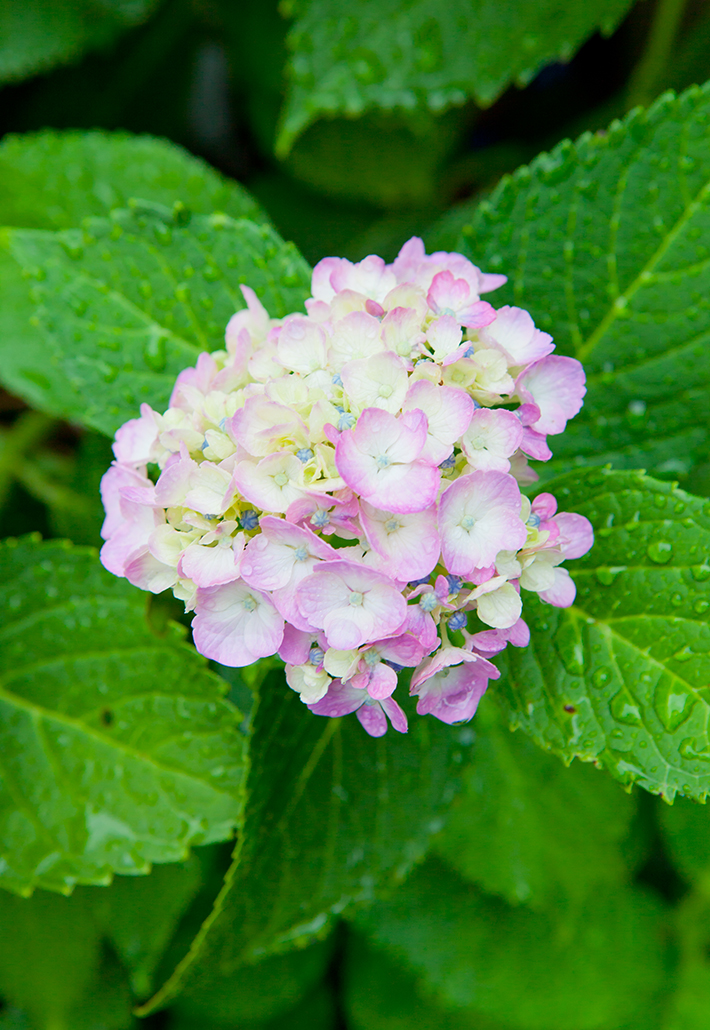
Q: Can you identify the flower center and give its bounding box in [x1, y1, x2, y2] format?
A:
[294, 546, 308, 561]
[274, 472, 289, 487]
[384, 518, 400, 533]
[375, 454, 391, 469]
[349, 591, 364, 606]
[419, 592, 438, 612]
[461, 514, 476, 530]
[378, 384, 393, 398]
[243, 596, 257, 612]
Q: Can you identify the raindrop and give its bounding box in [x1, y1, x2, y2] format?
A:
[670, 593, 684, 607]
[143, 332, 168, 373]
[674, 500, 686, 514]
[654, 681, 694, 731]
[593, 667, 612, 688]
[691, 564, 710, 581]
[610, 687, 642, 725]
[595, 566, 626, 586]
[694, 598, 710, 615]
[673, 646, 694, 663]
[647, 541, 673, 564]
[653, 494, 667, 509]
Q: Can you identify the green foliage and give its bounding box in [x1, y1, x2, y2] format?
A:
[345, 931, 507, 1030]
[498, 467, 710, 801]
[0, 887, 132, 1030]
[140, 675, 463, 1013]
[0, 537, 247, 896]
[0, 0, 159, 86]
[662, 890, 710, 1030]
[434, 696, 637, 908]
[660, 794, 710, 888]
[170, 934, 334, 1025]
[352, 855, 668, 1030]
[90, 856, 205, 997]
[0, 209, 310, 436]
[0, 131, 265, 230]
[462, 84, 710, 484]
[277, 0, 636, 152]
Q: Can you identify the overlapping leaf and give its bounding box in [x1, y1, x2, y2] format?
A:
[0, 0, 159, 85]
[497, 467, 710, 800]
[434, 696, 637, 907]
[0, 131, 265, 230]
[461, 83, 710, 482]
[352, 856, 668, 1030]
[140, 676, 464, 1013]
[277, 0, 636, 152]
[0, 209, 310, 436]
[0, 537, 247, 896]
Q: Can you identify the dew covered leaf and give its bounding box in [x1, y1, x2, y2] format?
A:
[498, 467, 710, 801]
[0, 130, 265, 231]
[351, 856, 668, 1030]
[0, 209, 310, 436]
[461, 84, 710, 483]
[277, 0, 636, 152]
[0, 536, 248, 896]
[0, 0, 159, 85]
[139, 675, 463, 1014]
[434, 695, 637, 908]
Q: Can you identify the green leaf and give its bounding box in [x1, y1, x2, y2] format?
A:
[90, 856, 205, 998]
[0, 537, 248, 896]
[353, 855, 669, 1030]
[0, 209, 311, 436]
[0, 0, 159, 85]
[139, 675, 463, 1014]
[0, 131, 265, 231]
[170, 983, 338, 1030]
[345, 930, 508, 1030]
[434, 695, 636, 908]
[498, 467, 710, 801]
[662, 890, 710, 1030]
[276, 0, 636, 153]
[461, 84, 710, 483]
[0, 887, 132, 1030]
[170, 935, 334, 1025]
[660, 795, 710, 888]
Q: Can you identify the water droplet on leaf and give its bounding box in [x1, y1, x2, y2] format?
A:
[647, 541, 673, 563]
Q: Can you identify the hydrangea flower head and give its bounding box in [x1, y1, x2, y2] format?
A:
[100, 238, 592, 736]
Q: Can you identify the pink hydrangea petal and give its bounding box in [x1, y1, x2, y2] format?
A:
[539, 567, 577, 607]
[553, 513, 594, 560]
[516, 355, 586, 435]
[381, 696, 408, 733]
[366, 662, 398, 700]
[112, 404, 159, 465]
[178, 537, 244, 587]
[124, 549, 178, 593]
[192, 580, 284, 666]
[439, 471, 527, 573]
[356, 703, 389, 736]
[308, 678, 364, 717]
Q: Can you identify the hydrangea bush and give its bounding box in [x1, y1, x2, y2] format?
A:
[3, 1, 710, 1026]
[100, 239, 592, 735]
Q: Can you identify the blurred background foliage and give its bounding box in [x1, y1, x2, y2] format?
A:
[2, 0, 710, 1028]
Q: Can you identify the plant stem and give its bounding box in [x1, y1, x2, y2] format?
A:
[626, 0, 689, 110]
[0, 411, 56, 512]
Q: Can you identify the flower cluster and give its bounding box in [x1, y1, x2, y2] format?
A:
[100, 238, 593, 737]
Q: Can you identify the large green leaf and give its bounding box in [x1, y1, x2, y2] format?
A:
[0, 0, 159, 85]
[434, 695, 637, 908]
[498, 467, 710, 801]
[352, 856, 668, 1030]
[660, 795, 710, 888]
[0, 209, 310, 436]
[276, 0, 636, 153]
[0, 537, 248, 896]
[0, 131, 264, 231]
[139, 675, 463, 1014]
[461, 83, 710, 483]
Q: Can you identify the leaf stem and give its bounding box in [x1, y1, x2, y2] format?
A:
[0, 411, 56, 511]
[626, 0, 689, 110]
